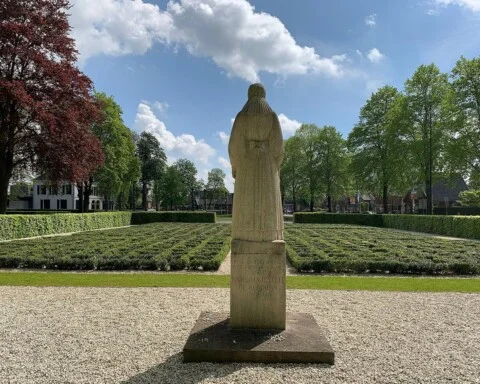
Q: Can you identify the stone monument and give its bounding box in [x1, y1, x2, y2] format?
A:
[183, 84, 334, 364]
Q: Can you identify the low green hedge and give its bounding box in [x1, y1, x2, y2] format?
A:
[1, 211, 216, 241]
[293, 213, 480, 240]
[130, 211, 216, 224]
[294, 213, 383, 227]
[0, 212, 132, 241]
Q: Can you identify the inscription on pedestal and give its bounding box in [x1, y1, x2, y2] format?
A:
[230, 240, 286, 329]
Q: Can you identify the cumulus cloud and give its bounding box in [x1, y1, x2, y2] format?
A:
[153, 101, 170, 115]
[218, 156, 231, 169]
[278, 113, 302, 136]
[432, 0, 480, 12]
[134, 103, 215, 164]
[365, 14, 377, 26]
[217, 131, 230, 144]
[70, 0, 347, 81]
[366, 48, 385, 63]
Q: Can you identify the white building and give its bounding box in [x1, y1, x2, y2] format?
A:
[32, 177, 104, 211]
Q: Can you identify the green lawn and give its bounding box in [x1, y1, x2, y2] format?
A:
[0, 223, 231, 271]
[286, 224, 480, 275]
[0, 272, 478, 292]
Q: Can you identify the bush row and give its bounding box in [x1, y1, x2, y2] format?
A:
[293, 213, 480, 240]
[131, 211, 216, 225]
[0, 211, 216, 241]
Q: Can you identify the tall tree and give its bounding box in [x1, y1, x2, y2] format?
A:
[296, 124, 321, 211]
[173, 159, 198, 209]
[160, 165, 185, 210]
[348, 86, 408, 213]
[91, 92, 140, 211]
[137, 132, 166, 210]
[317, 126, 351, 212]
[0, 0, 104, 213]
[206, 168, 227, 209]
[280, 136, 304, 212]
[449, 56, 480, 186]
[404, 64, 451, 214]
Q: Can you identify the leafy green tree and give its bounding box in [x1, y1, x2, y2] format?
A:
[280, 136, 304, 212]
[317, 126, 351, 212]
[449, 56, 480, 186]
[173, 159, 198, 209]
[348, 86, 409, 213]
[296, 124, 322, 211]
[160, 166, 185, 210]
[458, 190, 480, 206]
[206, 168, 227, 209]
[92, 92, 140, 210]
[404, 64, 451, 214]
[137, 132, 167, 210]
[9, 182, 32, 200]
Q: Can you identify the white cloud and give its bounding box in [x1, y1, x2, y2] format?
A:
[218, 156, 231, 169]
[278, 113, 302, 136]
[70, 0, 347, 81]
[426, 8, 440, 15]
[153, 101, 170, 115]
[366, 48, 385, 63]
[218, 131, 230, 144]
[432, 0, 480, 12]
[69, 0, 172, 64]
[365, 14, 377, 26]
[355, 49, 363, 58]
[134, 103, 215, 164]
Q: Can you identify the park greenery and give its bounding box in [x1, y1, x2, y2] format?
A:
[1, 0, 479, 215]
[0, 223, 231, 271]
[1, 222, 479, 276]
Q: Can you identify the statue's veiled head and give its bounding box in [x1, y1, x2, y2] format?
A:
[241, 83, 272, 115]
[248, 83, 266, 99]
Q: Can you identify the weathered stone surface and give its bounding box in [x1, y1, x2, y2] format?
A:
[230, 239, 286, 329]
[228, 83, 284, 242]
[183, 311, 335, 364]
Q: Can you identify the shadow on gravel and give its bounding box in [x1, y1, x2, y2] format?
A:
[121, 352, 241, 384]
[122, 352, 332, 384]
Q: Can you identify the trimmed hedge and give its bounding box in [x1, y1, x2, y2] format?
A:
[294, 213, 383, 227]
[0, 212, 132, 241]
[130, 211, 216, 224]
[1, 211, 216, 241]
[293, 213, 480, 240]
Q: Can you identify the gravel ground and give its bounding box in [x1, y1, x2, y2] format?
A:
[1, 287, 479, 384]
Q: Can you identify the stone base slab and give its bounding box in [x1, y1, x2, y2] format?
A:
[183, 311, 335, 364]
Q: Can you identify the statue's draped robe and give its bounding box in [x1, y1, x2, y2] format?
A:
[229, 99, 284, 242]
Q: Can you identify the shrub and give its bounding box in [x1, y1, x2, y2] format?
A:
[130, 211, 216, 225]
[0, 212, 132, 241]
[294, 213, 383, 227]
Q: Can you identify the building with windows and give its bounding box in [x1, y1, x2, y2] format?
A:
[32, 177, 104, 210]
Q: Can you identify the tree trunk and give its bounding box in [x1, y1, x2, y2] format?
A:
[0, 164, 11, 214]
[426, 178, 433, 215]
[309, 188, 314, 212]
[77, 184, 84, 212]
[383, 183, 389, 214]
[142, 180, 148, 211]
[327, 195, 332, 212]
[83, 178, 92, 213]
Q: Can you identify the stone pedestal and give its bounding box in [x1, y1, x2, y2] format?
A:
[230, 239, 286, 329]
[183, 312, 334, 364]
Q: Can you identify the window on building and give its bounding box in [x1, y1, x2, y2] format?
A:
[57, 199, 67, 209]
[41, 199, 50, 209]
[96, 200, 101, 210]
[37, 185, 40, 195]
[40, 185, 46, 195]
[65, 184, 72, 195]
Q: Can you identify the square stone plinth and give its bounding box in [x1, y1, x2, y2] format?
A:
[183, 312, 334, 364]
[230, 240, 286, 329]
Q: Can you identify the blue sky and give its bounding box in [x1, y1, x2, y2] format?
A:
[69, 0, 480, 191]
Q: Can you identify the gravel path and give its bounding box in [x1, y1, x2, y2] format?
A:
[1, 287, 479, 383]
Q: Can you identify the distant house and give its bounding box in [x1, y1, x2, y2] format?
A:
[417, 176, 468, 212]
[32, 177, 104, 211]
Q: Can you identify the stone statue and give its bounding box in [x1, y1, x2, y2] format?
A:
[228, 83, 284, 242]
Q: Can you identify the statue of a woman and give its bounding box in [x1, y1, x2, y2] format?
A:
[228, 83, 284, 242]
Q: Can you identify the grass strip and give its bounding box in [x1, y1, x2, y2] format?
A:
[0, 272, 479, 292]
